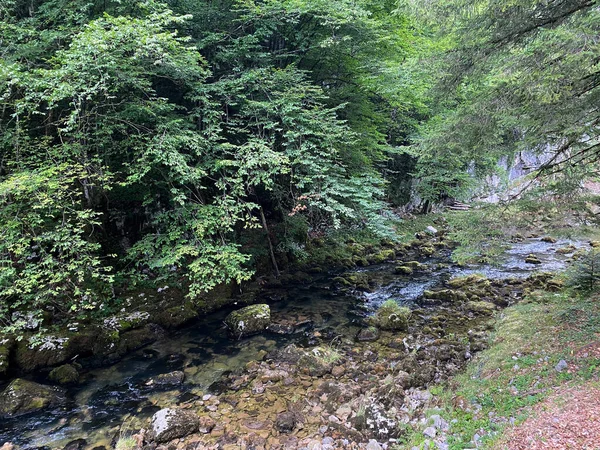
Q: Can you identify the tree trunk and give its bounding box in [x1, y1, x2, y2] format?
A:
[259, 206, 280, 278]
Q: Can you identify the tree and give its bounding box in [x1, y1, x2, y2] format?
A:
[405, 0, 600, 201]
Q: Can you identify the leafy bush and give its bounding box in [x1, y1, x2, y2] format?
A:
[566, 249, 600, 292]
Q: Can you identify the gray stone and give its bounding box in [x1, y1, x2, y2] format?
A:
[147, 370, 184, 386]
[426, 226, 438, 235]
[366, 440, 383, 450]
[151, 408, 199, 443]
[357, 326, 380, 342]
[423, 426, 437, 438]
[555, 359, 568, 372]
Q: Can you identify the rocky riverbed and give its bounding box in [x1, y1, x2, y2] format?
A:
[0, 232, 586, 449]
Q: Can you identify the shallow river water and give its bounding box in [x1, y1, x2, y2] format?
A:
[0, 237, 584, 449]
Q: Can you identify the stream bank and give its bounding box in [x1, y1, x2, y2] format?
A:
[0, 224, 587, 449]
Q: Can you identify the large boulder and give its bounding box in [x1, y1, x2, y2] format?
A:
[151, 408, 199, 443]
[0, 378, 65, 418]
[225, 304, 270, 338]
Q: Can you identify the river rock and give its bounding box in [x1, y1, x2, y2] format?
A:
[371, 300, 410, 331]
[466, 301, 496, 315]
[225, 304, 270, 338]
[0, 378, 65, 417]
[276, 411, 297, 433]
[49, 364, 80, 385]
[198, 415, 216, 433]
[147, 370, 185, 386]
[151, 408, 199, 443]
[63, 439, 87, 450]
[525, 254, 542, 264]
[357, 326, 380, 342]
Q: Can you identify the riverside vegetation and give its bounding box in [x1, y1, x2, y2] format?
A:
[1, 0, 600, 449]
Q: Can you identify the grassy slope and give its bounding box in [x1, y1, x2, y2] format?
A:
[400, 279, 600, 449]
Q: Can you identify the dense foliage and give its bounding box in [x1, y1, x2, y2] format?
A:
[407, 0, 600, 201]
[0, 0, 421, 333]
[1, 0, 598, 335]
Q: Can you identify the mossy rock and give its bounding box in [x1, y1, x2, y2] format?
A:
[297, 346, 341, 376]
[14, 335, 72, 372]
[49, 364, 80, 385]
[403, 261, 427, 270]
[117, 324, 165, 355]
[525, 254, 542, 264]
[154, 303, 199, 329]
[225, 304, 271, 338]
[394, 265, 413, 275]
[357, 326, 380, 342]
[0, 340, 12, 378]
[368, 249, 396, 264]
[419, 245, 435, 256]
[0, 378, 65, 418]
[352, 255, 369, 267]
[423, 289, 466, 303]
[93, 329, 121, 357]
[332, 276, 352, 287]
[338, 272, 370, 290]
[372, 300, 411, 331]
[447, 274, 489, 289]
[466, 301, 497, 315]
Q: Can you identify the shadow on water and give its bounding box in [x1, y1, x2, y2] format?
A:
[0, 237, 586, 448]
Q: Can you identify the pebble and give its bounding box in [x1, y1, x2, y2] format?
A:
[423, 426, 437, 438]
[555, 359, 568, 372]
[366, 440, 383, 450]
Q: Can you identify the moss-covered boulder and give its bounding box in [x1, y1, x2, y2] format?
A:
[447, 274, 489, 289]
[419, 245, 435, 256]
[403, 261, 427, 270]
[525, 254, 542, 264]
[14, 335, 72, 372]
[154, 303, 198, 329]
[225, 304, 271, 338]
[394, 265, 413, 275]
[465, 301, 497, 315]
[49, 364, 80, 385]
[0, 378, 65, 418]
[371, 300, 411, 331]
[368, 249, 396, 264]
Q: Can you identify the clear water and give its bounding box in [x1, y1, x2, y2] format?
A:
[0, 238, 584, 449]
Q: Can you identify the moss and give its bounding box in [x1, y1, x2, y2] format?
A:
[154, 302, 198, 329]
[49, 364, 80, 385]
[394, 265, 413, 275]
[419, 245, 435, 256]
[372, 299, 411, 331]
[466, 301, 497, 315]
[225, 304, 271, 338]
[368, 249, 396, 264]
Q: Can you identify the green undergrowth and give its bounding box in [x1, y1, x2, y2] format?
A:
[398, 288, 600, 449]
[446, 196, 600, 265]
[297, 213, 443, 269]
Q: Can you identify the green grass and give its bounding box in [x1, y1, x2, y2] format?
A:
[397, 288, 600, 449]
